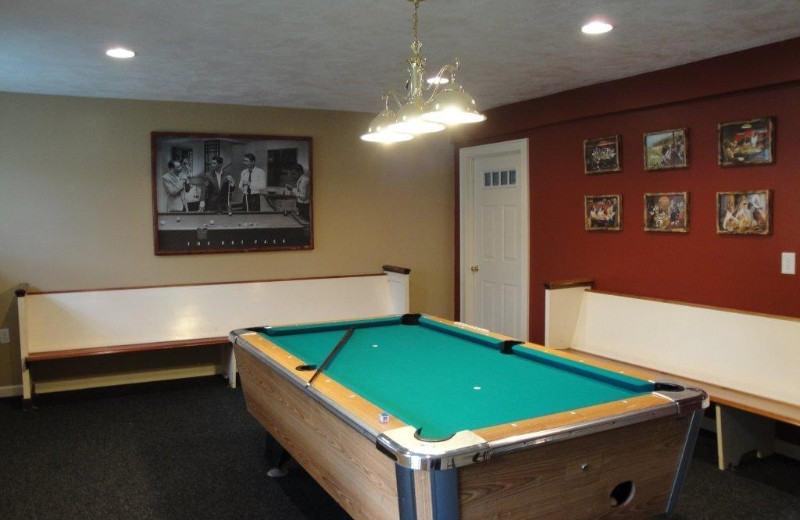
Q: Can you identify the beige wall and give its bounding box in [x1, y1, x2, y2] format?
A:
[0, 92, 456, 391]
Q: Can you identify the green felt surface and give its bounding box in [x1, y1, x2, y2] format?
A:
[261, 316, 654, 439]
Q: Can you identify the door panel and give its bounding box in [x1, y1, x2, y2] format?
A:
[459, 139, 529, 340]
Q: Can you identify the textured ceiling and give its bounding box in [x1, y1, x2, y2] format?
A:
[2, 0, 799, 114]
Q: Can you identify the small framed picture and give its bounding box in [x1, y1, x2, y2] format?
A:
[643, 128, 688, 170]
[585, 194, 622, 231]
[644, 192, 688, 232]
[716, 190, 771, 235]
[584, 135, 621, 174]
[718, 117, 775, 167]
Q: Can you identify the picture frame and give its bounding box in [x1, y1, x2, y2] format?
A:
[718, 117, 775, 167]
[643, 128, 688, 170]
[584, 135, 621, 174]
[585, 194, 622, 231]
[151, 132, 313, 255]
[716, 190, 771, 235]
[644, 192, 688, 232]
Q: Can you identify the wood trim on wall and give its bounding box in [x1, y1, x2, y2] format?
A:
[544, 279, 594, 291]
[21, 271, 394, 296]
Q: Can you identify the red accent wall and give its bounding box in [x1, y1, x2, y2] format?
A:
[454, 38, 800, 344]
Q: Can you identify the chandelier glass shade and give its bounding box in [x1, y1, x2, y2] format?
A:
[361, 0, 485, 143]
[422, 81, 486, 124]
[390, 100, 446, 135]
[361, 107, 414, 143]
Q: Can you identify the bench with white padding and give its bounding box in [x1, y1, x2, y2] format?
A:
[16, 265, 410, 406]
[544, 280, 800, 470]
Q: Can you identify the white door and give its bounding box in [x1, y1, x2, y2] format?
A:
[459, 139, 529, 340]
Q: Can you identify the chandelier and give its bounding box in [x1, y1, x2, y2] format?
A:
[360, 0, 486, 144]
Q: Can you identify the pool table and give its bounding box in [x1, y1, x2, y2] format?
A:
[230, 314, 707, 520]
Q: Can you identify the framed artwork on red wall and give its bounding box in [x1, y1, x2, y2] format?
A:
[644, 192, 688, 232]
[643, 128, 688, 171]
[716, 190, 771, 235]
[718, 117, 775, 167]
[584, 135, 621, 174]
[585, 194, 622, 231]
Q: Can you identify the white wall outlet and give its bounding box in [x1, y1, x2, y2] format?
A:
[0, 328, 9, 344]
[781, 252, 796, 275]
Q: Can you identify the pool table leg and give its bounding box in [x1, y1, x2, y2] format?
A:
[264, 431, 292, 477]
[223, 343, 237, 388]
[666, 408, 704, 512]
[395, 465, 459, 520]
[395, 465, 417, 520]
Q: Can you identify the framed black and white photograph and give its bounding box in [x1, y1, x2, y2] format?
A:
[718, 117, 775, 167]
[584, 135, 621, 174]
[151, 132, 313, 255]
[643, 128, 688, 170]
[584, 194, 622, 231]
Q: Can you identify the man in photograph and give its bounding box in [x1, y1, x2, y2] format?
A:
[239, 153, 267, 211]
[162, 159, 190, 212]
[285, 163, 311, 221]
[201, 156, 234, 213]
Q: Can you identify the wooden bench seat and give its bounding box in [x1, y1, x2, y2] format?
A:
[544, 280, 800, 469]
[16, 266, 410, 406]
[556, 347, 799, 468]
[23, 337, 228, 362]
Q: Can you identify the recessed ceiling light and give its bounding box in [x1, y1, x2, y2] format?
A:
[106, 47, 136, 59]
[581, 21, 613, 35]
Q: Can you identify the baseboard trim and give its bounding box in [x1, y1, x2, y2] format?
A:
[0, 384, 22, 398]
[34, 364, 220, 394]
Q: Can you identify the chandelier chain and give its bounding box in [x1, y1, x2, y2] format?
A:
[412, 1, 419, 45]
[410, 1, 422, 56]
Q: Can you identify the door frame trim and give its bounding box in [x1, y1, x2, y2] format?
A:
[458, 138, 530, 339]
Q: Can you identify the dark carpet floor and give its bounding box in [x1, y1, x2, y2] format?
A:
[1, 376, 798, 519]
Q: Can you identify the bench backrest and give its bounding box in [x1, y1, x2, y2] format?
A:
[20, 269, 409, 355]
[545, 286, 800, 407]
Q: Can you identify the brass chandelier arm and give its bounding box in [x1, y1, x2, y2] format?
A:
[384, 89, 407, 109]
[425, 60, 459, 95]
[383, 59, 458, 110]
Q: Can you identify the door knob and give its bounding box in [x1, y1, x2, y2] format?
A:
[470, 265, 480, 272]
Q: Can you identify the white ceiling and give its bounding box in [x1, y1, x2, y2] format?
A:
[2, 0, 799, 115]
